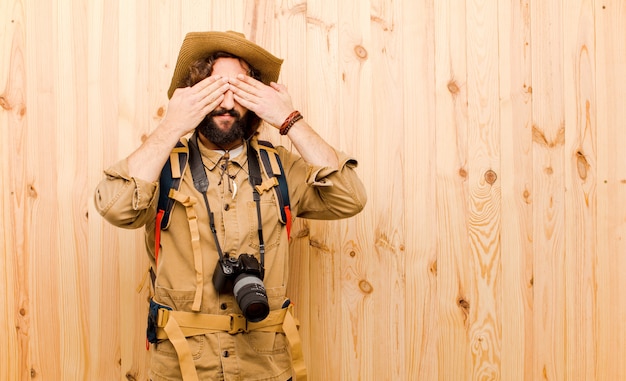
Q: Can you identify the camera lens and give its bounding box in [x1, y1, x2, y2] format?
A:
[233, 273, 269, 322]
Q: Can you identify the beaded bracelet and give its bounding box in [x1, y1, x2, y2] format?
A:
[279, 111, 303, 135]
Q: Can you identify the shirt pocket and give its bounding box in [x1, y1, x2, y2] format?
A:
[242, 331, 289, 355]
[246, 194, 282, 252]
[153, 334, 207, 360]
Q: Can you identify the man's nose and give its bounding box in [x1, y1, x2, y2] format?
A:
[220, 89, 235, 110]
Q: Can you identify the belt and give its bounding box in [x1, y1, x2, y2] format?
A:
[154, 304, 306, 381]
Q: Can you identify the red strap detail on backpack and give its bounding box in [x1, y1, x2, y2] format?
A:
[155, 209, 164, 267]
[284, 206, 292, 240]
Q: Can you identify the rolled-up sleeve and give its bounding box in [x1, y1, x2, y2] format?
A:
[94, 159, 159, 229]
[285, 149, 367, 220]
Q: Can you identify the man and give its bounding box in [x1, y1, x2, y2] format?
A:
[95, 31, 366, 381]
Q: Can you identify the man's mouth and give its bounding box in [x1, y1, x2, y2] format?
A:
[211, 109, 239, 118]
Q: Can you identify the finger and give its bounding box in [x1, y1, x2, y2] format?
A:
[194, 76, 228, 98]
[195, 81, 230, 109]
[232, 92, 257, 112]
[230, 74, 266, 93]
[270, 82, 285, 92]
[193, 74, 223, 91]
[201, 93, 225, 115]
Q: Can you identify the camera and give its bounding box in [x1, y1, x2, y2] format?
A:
[212, 254, 269, 322]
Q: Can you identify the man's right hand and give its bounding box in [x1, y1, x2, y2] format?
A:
[164, 75, 230, 137]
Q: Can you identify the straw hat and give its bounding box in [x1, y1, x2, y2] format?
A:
[167, 31, 283, 98]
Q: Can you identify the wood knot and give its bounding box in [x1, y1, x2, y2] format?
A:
[0, 95, 12, 110]
[459, 168, 467, 178]
[156, 106, 165, 118]
[576, 151, 589, 180]
[484, 170, 497, 185]
[458, 298, 470, 311]
[429, 260, 437, 275]
[310, 239, 330, 252]
[28, 184, 38, 198]
[523, 188, 531, 204]
[447, 79, 460, 95]
[524, 84, 532, 94]
[354, 45, 368, 60]
[293, 226, 310, 238]
[359, 280, 374, 294]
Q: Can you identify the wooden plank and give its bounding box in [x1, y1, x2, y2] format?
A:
[401, 0, 438, 380]
[367, 0, 407, 379]
[595, 1, 626, 379]
[117, 1, 152, 380]
[562, 1, 598, 379]
[433, 0, 472, 379]
[335, 0, 377, 379]
[23, 0, 63, 379]
[497, 0, 534, 380]
[1, 1, 28, 380]
[53, 0, 91, 378]
[530, 1, 567, 379]
[181, 0, 210, 33]
[86, 0, 126, 379]
[289, 0, 340, 379]
[465, 0, 502, 379]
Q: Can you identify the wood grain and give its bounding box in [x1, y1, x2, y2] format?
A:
[595, 1, 626, 380]
[531, 1, 567, 380]
[401, 0, 438, 379]
[466, 0, 502, 379]
[434, 0, 473, 379]
[562, 1, 597, 380]
[498, 0, 534, 380]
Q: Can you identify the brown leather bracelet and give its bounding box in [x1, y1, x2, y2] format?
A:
[279, 111, 302, 135]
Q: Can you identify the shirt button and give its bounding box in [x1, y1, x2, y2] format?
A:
[220, 303, 228, 310]
[224, 204, 230, 211]
[223, 350, 229, 357]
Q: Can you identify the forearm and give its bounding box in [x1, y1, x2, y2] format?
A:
[283, 118, 339, 170]
[127, 120, 187, 182]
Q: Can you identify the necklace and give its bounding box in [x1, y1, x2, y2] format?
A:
[204, 149, 248, 199]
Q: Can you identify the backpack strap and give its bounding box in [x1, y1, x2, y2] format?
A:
[155, 141, 188, 272]
[158, 141, 189, 230]
[257, 140, 292, 239]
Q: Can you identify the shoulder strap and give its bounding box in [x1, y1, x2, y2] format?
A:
[154, 139, 188, 282]
[257, 140, 292, 238]
[158, 140, 188, 230]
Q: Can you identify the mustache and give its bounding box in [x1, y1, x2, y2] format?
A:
[210, 108, 241, 118]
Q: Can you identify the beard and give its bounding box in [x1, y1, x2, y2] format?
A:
[197, 108, 245, 147]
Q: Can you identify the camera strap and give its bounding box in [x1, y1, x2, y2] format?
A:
[188, 132, 265, 269]
[246, 141, 266, 267]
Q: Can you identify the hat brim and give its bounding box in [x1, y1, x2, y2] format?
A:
[167, 31, 283, 98]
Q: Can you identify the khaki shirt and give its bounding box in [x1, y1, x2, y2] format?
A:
[94, 136, 366, 381]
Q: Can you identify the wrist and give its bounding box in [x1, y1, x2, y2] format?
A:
[279, 110, 303, 135]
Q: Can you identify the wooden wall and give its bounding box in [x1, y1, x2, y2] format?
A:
[2, 0, 625, 380]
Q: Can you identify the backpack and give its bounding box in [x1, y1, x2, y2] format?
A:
[154, 136, 292, 261]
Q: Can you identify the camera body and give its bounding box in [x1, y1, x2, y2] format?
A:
[212, 254, 269, 322]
